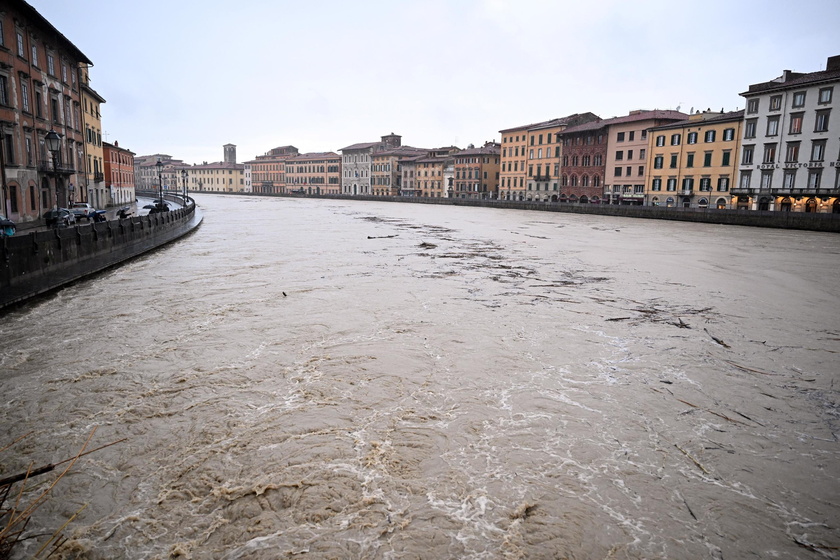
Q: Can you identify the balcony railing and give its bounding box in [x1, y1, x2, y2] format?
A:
[532, 174, 551, 182]
[37, 161, 76, 175]
[94, 172, 105, 183]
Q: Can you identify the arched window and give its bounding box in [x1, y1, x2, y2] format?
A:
[593, 175, 600, 187]
[582, 175, 589, 187]
[561, 175, 568, 186]
[571, 175, 578, 187]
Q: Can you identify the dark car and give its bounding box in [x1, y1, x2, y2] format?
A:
[0, 214, 15, 237]
[43, 208, 77, 228]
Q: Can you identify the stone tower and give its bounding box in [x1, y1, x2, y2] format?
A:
[224, 144, 237, 164]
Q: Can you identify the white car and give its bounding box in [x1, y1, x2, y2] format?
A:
[70, 202, 97, 220]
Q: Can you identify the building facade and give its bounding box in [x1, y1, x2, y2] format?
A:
[1, 0, 91, 224]
[602, 110, 687, 205]
[79, 63, 106, 208]
[191, 145, 245, 193]
[246, 146, 298, 194]
[734, 55, 840, 212]
[499, 113, 599, 201]
[340, 133, 401, 196]
[557, 121, 609, 203]
[102, 140, 135, 205]
[452, 142, 500, 199]
[284, 152, 341, 195]
[645, 110, 742, 208]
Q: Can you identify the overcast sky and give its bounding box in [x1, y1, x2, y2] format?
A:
[32, 0, 840, 165]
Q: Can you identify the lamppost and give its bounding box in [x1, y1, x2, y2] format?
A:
[182, 169, 188, 206]
[45, 130, 62, 208]
[155, 158, 163, 209]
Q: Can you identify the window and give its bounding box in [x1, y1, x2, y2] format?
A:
[717, 177, 729, 191]
[747, 99, 759, 113]
[615, 150, 623, 161]
[722, 151, 731, 166]
[819, 87, 833, 104]
[783, 169, 796, 189]
[639, 149, 645, 160]
[704, 130, 716, 143]
[21, 80, 29, 113]
[47, 53, 55, 76]
[740, 171, 752, 189]
[745, 119, 757, 138]
[682, 177, 694, 191]
[699, 178, 712, 191]
[31, 43, 38, 66]
[628, 150, 634, 160]
[0, 75, 8, 106]
[703, 152, 712, 167]
[653, 156, 663, 169]
[686, 153, 695, 168]
[614, 167, 622, 177]
[16, 31, 25, 57]
[638, 166, 644, 176]
[808, 169, 822, 189]
[785, 142, 800, 162]
[759, 170, 772, 189]
[811, 140, 826, 162]
[617, 132, 625, 142]
[656, 135, 665, 147]
[766, 116, 779, 136]
[687, 132, 698, 144]
[34, 90, 42, 117]
[667, 178, 677, 191]
[814, 110, 830, 132]
[792, 91, 806, 108]
[723, 128, 735, 141]
[769, 95, 782, 111]
[671, 134, 681, 146]
[789, 113, 803, 134]
[652, 178, 662, 191]
[670, 154, 678, 168]
[763, 143, 776, 164]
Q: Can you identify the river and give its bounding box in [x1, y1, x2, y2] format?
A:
[1, 194, 838, 559]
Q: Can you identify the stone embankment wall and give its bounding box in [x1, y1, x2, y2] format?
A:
[0, 201, 201, 310]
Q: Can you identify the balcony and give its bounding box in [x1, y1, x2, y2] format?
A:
[679, 189, 693, 196]
[38, 161, 76, 175]
[532, 174, 551, 182]
[94, 172, 105, 183]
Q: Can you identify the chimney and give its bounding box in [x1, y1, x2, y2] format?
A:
[827, 55, 840, 72]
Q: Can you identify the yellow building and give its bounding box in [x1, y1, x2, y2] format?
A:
[191, 144, 246, 193]
[79, 63, 107, 207]
[645, 110, 743, 208]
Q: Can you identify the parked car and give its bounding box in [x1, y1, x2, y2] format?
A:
[43, 208, 76, 228]
[0, 214, 15, 237]
[70, 202, 97, 221]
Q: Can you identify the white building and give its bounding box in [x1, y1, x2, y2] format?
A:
[340, 133, 401, 196]
[736, 55, 840, 212]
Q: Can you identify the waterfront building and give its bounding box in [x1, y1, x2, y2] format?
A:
[246, 146, 299, 194]
[340, 133, 402, 196]
[191, 144, 245, 193]
[645, 110, 742, 208]
[557, 110, 686, 205]
[134, 154, 185, 192]
[79, 63, 107, 208]
[371, 146, 428, 197]
[243, 162, 252, 193]
[499, 113, 600, 201]
[398, 154, 423, 197]
[452, 142, 500, 199]
[102, 140, 135, 205]
[0, 0, 91, 224]
[734, 55, 840, 212]
[284, 152, 341, 195]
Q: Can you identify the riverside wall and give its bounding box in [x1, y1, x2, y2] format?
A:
[0, 200, 202, 311]
[219, 192, 840, 233]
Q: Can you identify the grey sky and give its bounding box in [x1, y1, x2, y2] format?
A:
[33, 0, 840, 164]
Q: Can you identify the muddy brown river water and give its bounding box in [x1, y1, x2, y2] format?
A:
[1, 194, 839, 559]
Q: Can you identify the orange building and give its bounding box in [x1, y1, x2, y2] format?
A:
[246, 146, 299, 194]
[499, 113, 599, 201]
[284, 152, 341, 195]
[453, 142, 500, 199]
[103, 140, 135, 205]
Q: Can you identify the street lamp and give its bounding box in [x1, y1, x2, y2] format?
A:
[155, 158, 163, 209]
[182, 169, 188, 206]
[45, 130, 61, 207]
